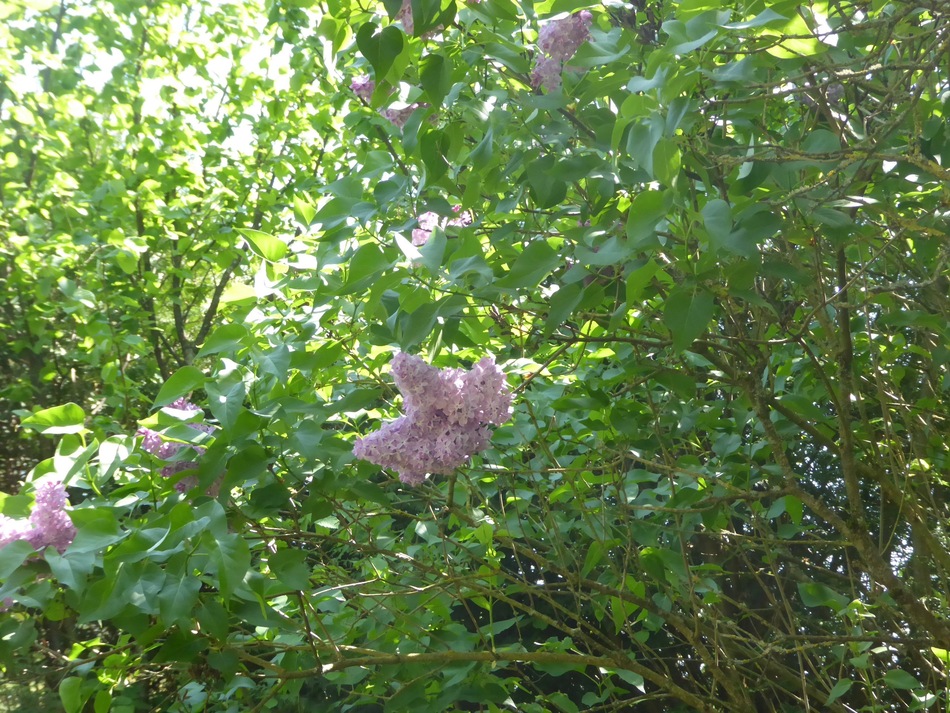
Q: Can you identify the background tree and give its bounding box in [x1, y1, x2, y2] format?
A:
[1, 0, 948, 711]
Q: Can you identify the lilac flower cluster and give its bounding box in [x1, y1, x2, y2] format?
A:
[350, 75, 375, 101]
[412, 206, 471, 246]
[0, 480, 76, 553]
[394, 0, 446, 37]
[532, 11, 593, 91]
[351, 74, 423, 130]
[395, 0, 417, 36]
[137, 398, 218, 494]
[353, 353, 513, 485]
[380, 105, 421, 129]
[394, 0, 480, 36]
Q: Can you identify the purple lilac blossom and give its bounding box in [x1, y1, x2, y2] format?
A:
[160, 460, 199, 479]
[411, 206, 471, 246]
[531, 55, 563, 91]
[381, 105, 420, 129]
[532, 11, 593, 91]
[351, 74, 375, 101]
[395, 0, 445, 37]
[395, 0, 414, 35]
[169, 398, 202, 413]
[138, 427, 164, 455]
[352, 353, 513, 485]
[0, 480, 75, 553]
[351, 79, 424, 130]
[137, 400, 218, 494]
[0, 516, 33, 549]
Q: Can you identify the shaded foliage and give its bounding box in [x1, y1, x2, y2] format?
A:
[1, 0, 949, 710]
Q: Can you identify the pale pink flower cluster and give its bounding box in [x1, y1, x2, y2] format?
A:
[351, 75, 375, 101]
[395, 0, 416, 35]
[351, 73, 423, 130]
[380, 105, 421, 129]
[0, 480, 76, 553]
[353, 353, 513, 485]
[137, 398, 218, 494]
[412, 206, 471, 245]
[395, 0, 480, 35]
[394, 0, 446, 37]
[532, 11, 593, 91]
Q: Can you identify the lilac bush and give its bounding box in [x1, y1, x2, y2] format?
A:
[353, 353, 512, 485]
[0, 480, 76, 553]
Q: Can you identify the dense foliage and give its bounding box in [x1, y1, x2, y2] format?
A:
[1, 0, 949, 710]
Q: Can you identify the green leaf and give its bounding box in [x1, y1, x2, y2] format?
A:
[115, 250, 138, 274]
[496, 239, 560, 290]
[238, 228, 288, 262]
[223, 444, 269, 490]
[0, 492, 30, 517]
[670, 28, 718, 54]
[210, 532, 251, 600]
[420, 53, 451, 104]
[269, 549, 312, 590]
[420, 128, 450, 181]
[0, 540, 34, 580]
[802, 129, 841, 154]
[467, 127, 494, 168]
[786, 496, 803, 525]
[356, 23, 404, 79]
[626, 259, 660, 304]
[702, 199, 733, 245]
[293, 195, 317, 226]
[342, 243, 392, 293]
[663, 286, 714, 351]
[722, 8, 787, 29]
[20, 403, 86, 435]
[722, 205, 782, 256]
[97, 435, 132, 484]
[932, 647, 950, 664]
[651, 138, 680, 185]
[797, 581, 847, 610]
[826, 679, 853, 705]
[94, 690, 111, 713]
[543, 283, 584, 336]
[67, 508, 127, 554]
[882, 669, 920, 690]
[197, 323, 249, 357]
[762, 15, 829, 58]
[329, 387, 382, 414]
[581, 541, 604, 578]
[158, 575, 201, 628]
[347, 480, 391, 506]
[46, 549, 96, 591]
[397, 302, 439, 348]
[154, 366, 205, 408]
[626, 190, 671, 245]
[206, 377, 246, 431]
[575, 236, 632, 267]
[384, 678, 428, 713]
[526, 155, 567, 209]
[571, 27, 631, 67]
[626, 119, 662, 176]
[609, 667, 645, 691]
[59, 677, 85, 713]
